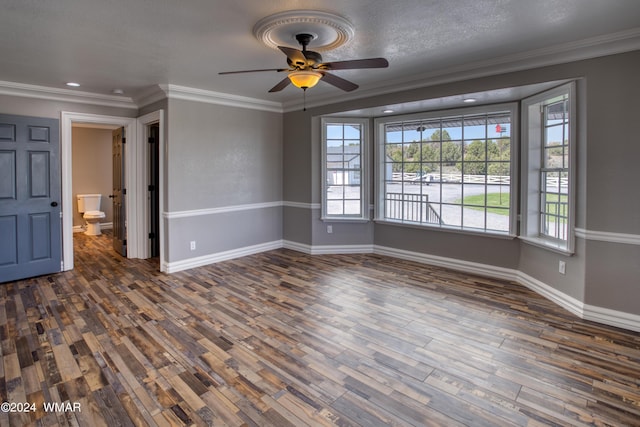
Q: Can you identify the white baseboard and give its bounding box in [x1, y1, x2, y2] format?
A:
[582, 304, 640, 333]
[283, 240, 374, 255]
[164, 240, 283, 273]
[516, 271, 584, 318]
[374, 245, 517, 282]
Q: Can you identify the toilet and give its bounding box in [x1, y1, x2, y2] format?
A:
[77, 194, 106, 236]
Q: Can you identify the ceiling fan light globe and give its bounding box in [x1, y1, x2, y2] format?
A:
[288, 70, 322, 89]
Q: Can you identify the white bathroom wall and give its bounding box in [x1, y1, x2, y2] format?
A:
[71, 126, 113, 228]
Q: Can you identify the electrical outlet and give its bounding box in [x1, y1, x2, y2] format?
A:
[190, 241, 196, 251]
[327, 225, 333, 234]
[559, 260, 566, 275]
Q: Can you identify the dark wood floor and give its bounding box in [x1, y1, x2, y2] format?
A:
[1, 232, 639, 426]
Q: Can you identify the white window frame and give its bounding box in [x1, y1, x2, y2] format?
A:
[374, 103, 518, 236]
[521, 82, 576, 254]
[321, 117, 370, 222]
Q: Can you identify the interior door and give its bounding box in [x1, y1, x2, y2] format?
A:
[112, 127, 126, 256]
[0, 114, 61, 283]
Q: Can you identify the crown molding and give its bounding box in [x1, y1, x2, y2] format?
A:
[159, 84, 283, 113]
[0, 80, 138, 109]
[282, 27, 640, 112]
[2, 28, 639, 114]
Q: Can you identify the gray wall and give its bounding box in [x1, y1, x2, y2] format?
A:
[0, 94, 137, 120]
[165, 98, 283, 262]
[283, 50, 640, 316]
[71, 127, 113, 227]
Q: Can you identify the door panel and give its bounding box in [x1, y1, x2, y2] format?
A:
[0, 151, 16, 198]
[112, 127, 126, 256]
[0, 114, 61, 283]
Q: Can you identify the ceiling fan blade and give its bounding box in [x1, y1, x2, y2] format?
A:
[318, 58, 389, 70]
[320, 72, 359, 92]
[268, 77, 291, 93]
[278, 46, 307, 67]
[219, 68, 288, 75]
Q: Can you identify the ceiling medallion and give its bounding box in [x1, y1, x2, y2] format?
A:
[253, 10, 355, 52]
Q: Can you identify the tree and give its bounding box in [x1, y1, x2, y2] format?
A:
[442, 141, 461, 166]
[460, 140, 487, 174]
[430, 129, 452, 141]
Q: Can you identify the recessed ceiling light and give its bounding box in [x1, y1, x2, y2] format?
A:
[66, 82, 80, 87]
[463, 98, 476, 103]
[383, 109, 394, 113]
[112, 89, 124, 95]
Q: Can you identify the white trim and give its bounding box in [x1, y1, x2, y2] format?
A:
[137, 110, 166, 269]
[575, 228, 640, 245]
[159, 84, 283, 113]
[283, 201, 321, 210]
[61, 112, 138, 271]
[282, 240, 313, 254]
[320, 117, 370, 222]
[2, 28, 639, 113]
[374, 245, 517, 282]
[521, 83, 577, 254]
[164, 201, 282, 219]
[164, 240, 283, 273]
[282, 28, 640, 112]
[583, 304, 640, 333]
[285, 242, 374, 255]
[0, 80, 137, 109]
[516, 271, 584, 318]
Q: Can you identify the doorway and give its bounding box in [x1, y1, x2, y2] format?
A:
[61, 110, 165, 272]
[148, 123, 160, 258]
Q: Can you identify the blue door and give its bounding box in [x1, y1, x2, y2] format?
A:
[0, 114, 61, 283]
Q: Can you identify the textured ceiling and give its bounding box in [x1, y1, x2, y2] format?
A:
[1, 0, 640, 107]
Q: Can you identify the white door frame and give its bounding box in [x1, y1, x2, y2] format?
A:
[136, 110, 166, 270]
[61, 112, 138, 271]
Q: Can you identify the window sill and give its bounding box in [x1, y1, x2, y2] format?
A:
[519, 236, 574, 256]
[374, 219, 516, 240]
[321, 216, 370, 224]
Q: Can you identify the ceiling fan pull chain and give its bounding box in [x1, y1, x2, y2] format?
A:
[303, 88, 307, 111]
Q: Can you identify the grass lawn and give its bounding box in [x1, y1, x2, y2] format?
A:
[459, 193, 510, 215]
[460, 192, 568, 216]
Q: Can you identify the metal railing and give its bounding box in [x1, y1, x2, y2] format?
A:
[385, 193, 443, 224]
[542, 200, 568, 241]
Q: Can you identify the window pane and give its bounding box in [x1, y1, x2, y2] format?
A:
[324, 121, 365, 218]
[344, 200, 361, 215]
[443, 204, 462, 227]
[464, 123, 486, 139]
[463, 206, 485, 230]
[442, 141, 462, 163]
[381, 109, 513, 234]
[344, 124, 360, 139]
[386, 127, 402, 143]
[489, 139, 510, 161]
[326, 125, 343, 139]
[464, 140, 486, 161]
[327, 184, 344, 200]
[327, 200, 343, 215]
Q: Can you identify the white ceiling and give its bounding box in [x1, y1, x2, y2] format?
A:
[2, 0, 640, 110]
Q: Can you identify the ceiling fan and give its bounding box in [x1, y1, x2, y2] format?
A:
[219, 33, 389, 93]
